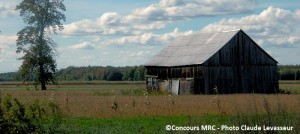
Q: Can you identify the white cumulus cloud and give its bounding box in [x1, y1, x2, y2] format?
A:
[0, 2, 17, 18]
[105, 28, 194, 46]
[201, 6, 300, 46]
[62, 0, 256, 37]
[0, 35, 17, 49]
[130, 0, 256, 21]
[120, 50, 151, 57]
[71, 41, 95, 50]
[61, 12, 165, 36]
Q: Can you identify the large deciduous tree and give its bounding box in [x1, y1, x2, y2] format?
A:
[16, 0, 66, 90]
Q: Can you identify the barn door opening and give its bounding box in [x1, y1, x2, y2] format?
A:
[146, 75, 158, 91]
[179, 78, 194, 95]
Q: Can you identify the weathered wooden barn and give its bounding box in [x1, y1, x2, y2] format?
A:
[144, 29, 279, 94]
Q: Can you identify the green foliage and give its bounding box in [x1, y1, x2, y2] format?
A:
[1, 65, 145, 82]
[15, 0, 66, 90]
[54, 65, 146, 81]
[0, 94, 63, 133]
[46, 101, 63, 133]
[279, 65, 300, 80]
[0, 95, 43, 133]
[0, 72, 16, 81]
[107, 70, 123, 81]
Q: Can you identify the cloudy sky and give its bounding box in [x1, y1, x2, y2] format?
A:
[0, 0, 300, 73]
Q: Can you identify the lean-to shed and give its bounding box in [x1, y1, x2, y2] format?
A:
[144, 29, 279, 94]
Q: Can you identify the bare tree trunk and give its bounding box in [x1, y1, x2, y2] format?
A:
[41, 79, 46, 90]
[40, 64, 46, 90]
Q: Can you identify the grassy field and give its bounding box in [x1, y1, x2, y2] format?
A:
[1, 80, 300, 133]
[1, 90, 298, 133]
[0, 81, 145, 90]
[279, 80, 300, 94]
[1, 90, 299, 117]
[58, 114, 300, 133]
[1, 80, 300, 93]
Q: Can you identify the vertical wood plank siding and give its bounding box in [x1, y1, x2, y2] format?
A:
[203, 31, 278, 94]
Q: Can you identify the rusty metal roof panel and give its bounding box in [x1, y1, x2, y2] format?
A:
[145, 30, 240, 67]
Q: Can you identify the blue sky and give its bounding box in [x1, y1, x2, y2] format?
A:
[0, 0, 300, 73]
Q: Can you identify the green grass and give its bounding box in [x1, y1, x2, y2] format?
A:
[58, 115, 228, 133]
[0, 80, 300, 94]
[59, 116, 186, 133]
[0, 80, 145, 85]
[279, 80, 300, 94]
[0, 87, 137, 91]
[55, 114, 299, 133]
[2, 80, 300, 95]
[279, 85, 300, 94]
[279, 80, 300, 84]
[0, 80, 145, 91]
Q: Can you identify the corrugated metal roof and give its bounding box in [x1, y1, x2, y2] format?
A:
[145, 29, 240, 67]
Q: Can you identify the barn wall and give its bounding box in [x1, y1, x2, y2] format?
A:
[204, 31, 279, 94]
[204, 66, 278, 94]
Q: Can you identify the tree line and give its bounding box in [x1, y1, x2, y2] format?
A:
[1, 65, 300, 82]
[278, 65, 300, 80]
[54, 65, 145, 81]
[0, 65, 145, 81]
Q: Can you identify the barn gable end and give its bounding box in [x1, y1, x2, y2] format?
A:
[203, 30, 278, 94]
[205, 30, 277, 66]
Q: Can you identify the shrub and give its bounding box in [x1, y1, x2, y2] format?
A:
[0, 94, 63, 134]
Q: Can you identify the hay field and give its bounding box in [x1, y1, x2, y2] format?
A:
[0, 81, 145, 90]
[1, 90, 299, 118]
[279, 80, 300, 94]
[1, 81, 300, 133]
[1, 80, 300, 118]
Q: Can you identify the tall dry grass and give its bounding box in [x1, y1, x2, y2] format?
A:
[1, 90, 300, 118]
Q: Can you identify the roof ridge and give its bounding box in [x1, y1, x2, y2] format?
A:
[221, 29, 241, 32]
[196, 29, 241, 34]
[173, 29, 241, 39]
